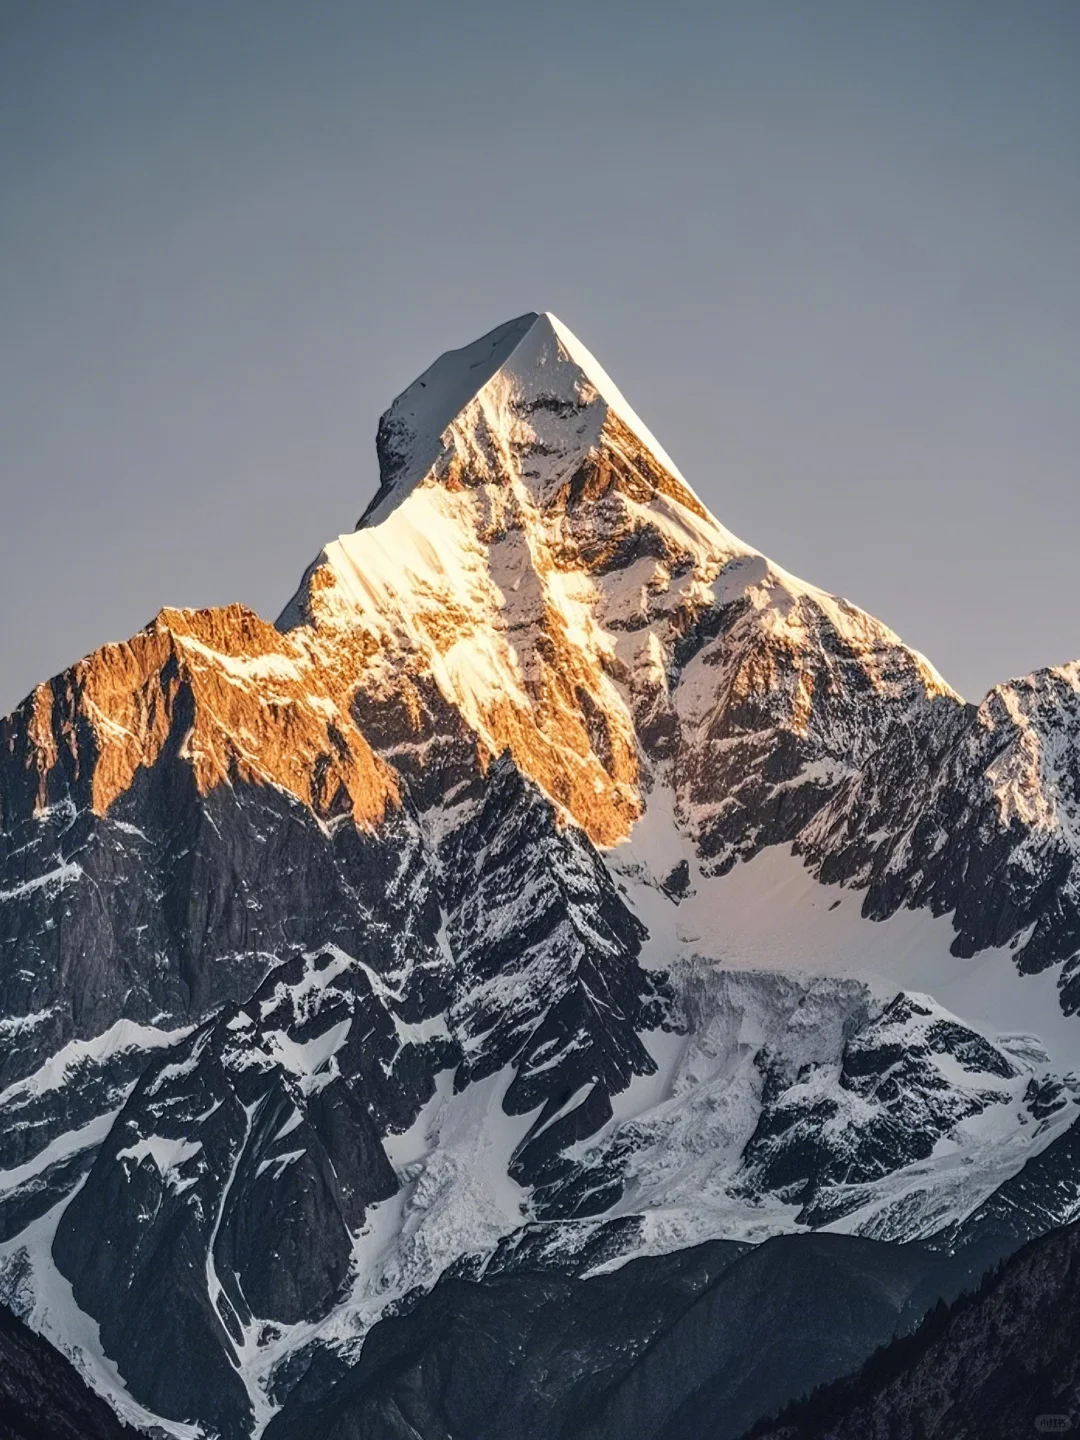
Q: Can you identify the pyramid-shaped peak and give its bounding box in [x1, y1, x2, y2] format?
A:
[361, 311, 687, 526]
[540, 313, 686, 484]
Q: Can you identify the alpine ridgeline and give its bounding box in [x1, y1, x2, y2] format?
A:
[3, 312, 1080, 1437]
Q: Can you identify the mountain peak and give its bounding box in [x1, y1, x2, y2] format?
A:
[540, 311, 688, 482]
[360, 311, 689, 526]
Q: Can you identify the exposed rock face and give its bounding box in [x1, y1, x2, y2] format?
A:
[801, 661, 1080, 980]
[736, 992, 1027, 1228]
[10, 604, 398, 827]
[2, 311, 1080, 1435]
[51, 948, 421, 1435]
[0, 602, 407, 1094]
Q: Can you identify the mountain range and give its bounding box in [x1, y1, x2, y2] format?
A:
[2, 311, 1079, 1438]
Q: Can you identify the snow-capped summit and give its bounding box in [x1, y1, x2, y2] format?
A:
[361, 311, 538, 523]
[278, 312, 953, 859]
[362, 311, 690, 527]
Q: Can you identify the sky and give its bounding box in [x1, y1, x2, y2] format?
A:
[1, 0, 1077, 711]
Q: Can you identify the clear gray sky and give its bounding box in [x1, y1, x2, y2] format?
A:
[1, 0, 1077, 712]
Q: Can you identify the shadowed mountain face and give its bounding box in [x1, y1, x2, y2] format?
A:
[260, 1230, 1001, 1440]
[2, 312, 1080, 1436]
[749, 1218, 1080, 1440]
[0, 1300, 135, 1440]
